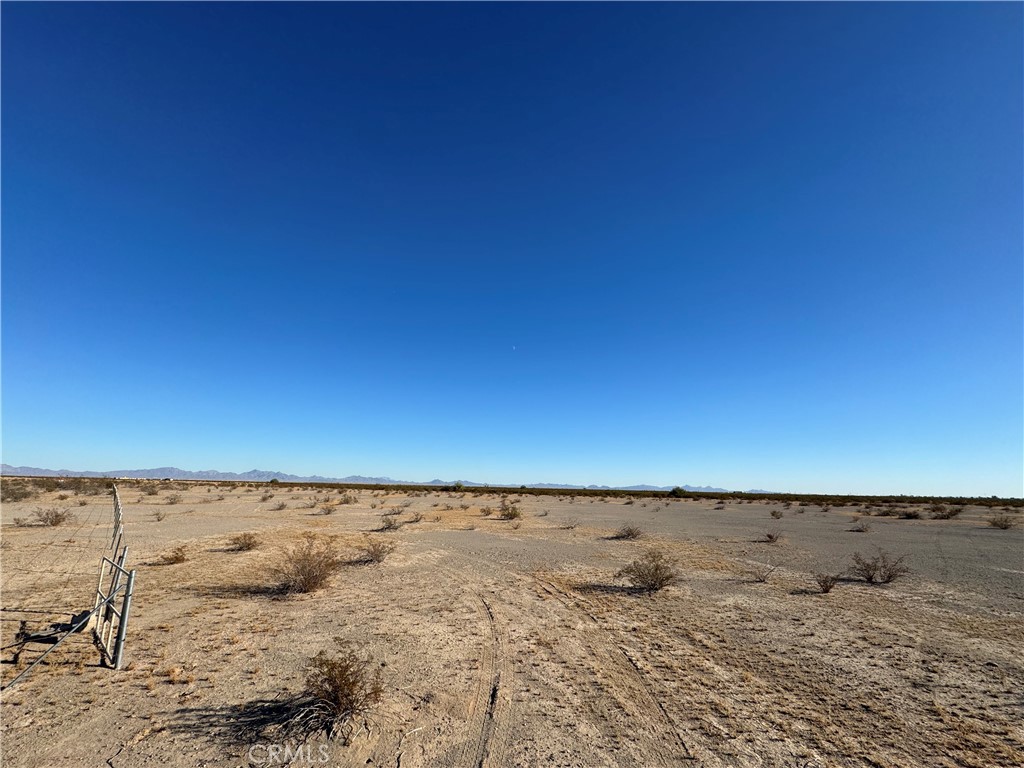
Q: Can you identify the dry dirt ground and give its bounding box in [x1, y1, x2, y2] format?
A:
[1, 482, 1022, 768]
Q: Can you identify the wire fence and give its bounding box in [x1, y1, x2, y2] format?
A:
[1, 484, 137, 690]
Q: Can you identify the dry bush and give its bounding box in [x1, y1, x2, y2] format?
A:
[929, 503, 962, 520]
[165, 493, 183, 505]
[762, 530, 782, 544]
[77, 499, 88, 507]
[814, 573, 839, 593]
[260, 493, 274, 503]
[480, 506, 494, 517]
[356, 537, 395, 564]
[850, 551, 910, 584]
[615, 549, 678, 593]
[987, 514, 1016, 530]
[338, 493, 358, 505]
[898, 508, 921, 520]
[499, 500, 522, 520]
[56, 493, 70, 501]
[161, 546, 187, 565]
[228, 532, 260, 552]
[407, 511, 423, 523]
[32, 507, 75, 526]
[874, 505, 898, 517]
[272, 501, 288, 511]
[770, 509, 783, 519]
[287, 638, 383, 743]
[378, 516, 403, 532]
[318, 505, 335, 516]
[848, 518, 871, 533]
[153, 510, 167, 522]
[750, 561, 778, 583]
[1, 482, 36, 502]
[145, 487, 160, 496]
[271, 536, 342, 593]
[611, 525, 643, 540]
[561, 518, 579, 530]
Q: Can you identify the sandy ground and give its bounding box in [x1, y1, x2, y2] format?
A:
[1, 483, 1022, 767]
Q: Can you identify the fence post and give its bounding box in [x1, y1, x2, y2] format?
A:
[112, 570, 136, 670]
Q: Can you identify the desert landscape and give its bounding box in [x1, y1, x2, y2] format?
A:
[1, 477, 1021, 768]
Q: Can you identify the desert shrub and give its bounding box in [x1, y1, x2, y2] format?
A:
[499, 502, 522, 521]
[611, 525, 643, 540]
[154, 510, 167, 522]
[899, 509, 921, 520]
[1, 482, 36, 502]
[228, 532, 260, 552]
[339, 493, 358, 505]
[272, 501, 288, 511]
[32, 507, 74, 526]
[770, 509, 783, 519]
[615, 549, 678, 593]
[750, 562, 778, 583]
[145, 487, 160, 496]
[987, 514, 1016, 530]
[378, 516, 403, 532]
[667, 487, 687, 499]
[162, 546, 187, 565]
[459, 503, 471, 511]
[537, 510, 549, 517]
[929, 503, 956, 519]
[407, 511, 423, 524]
[762, 530, 782, 544]
[286, 639, 383, 742]
[272, 536, 342, 593]
[820, 505, 832, 514]
[848, 518, 871, 533]
[850, 551, 910, 584]
[356, 537, 395, 564]
[814, 573, 839, 593]
[56, 493, 70, 501]
[165, 494, 182, 505]
[384, 506, 403, 516]
[318, 505, 335, 516]
[480, 506, 494, 517]
[260, 493, 274, 502]
[874, 505, 898, 517]
[561, 518, 579, 530]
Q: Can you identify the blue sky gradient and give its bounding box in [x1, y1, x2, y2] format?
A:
[3, 3, 1021, 495]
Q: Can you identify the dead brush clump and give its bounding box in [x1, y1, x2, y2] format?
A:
[850, 550, 910, 584]
[338, 493, 358, 505]
[611, 524, 643, 540]
[848, 517, 871, 533]
[987, 514, 1016, 530]
[161, 546, 188, 565]
[814, 573, 840, 593]
[499, 500, 522, 520]
[228, 532, 260, 552]
[355, 537, 395, 564]
[378, 516, 403, 532]
[32, 507, 75, 527]
[769, 509, 783, 519]
[615, 549, 678, 593]
[929, 503, 962, 520]
[286, 638, 383, 743]
[761, 530, 782, 544]
[271, 536, 343, 593]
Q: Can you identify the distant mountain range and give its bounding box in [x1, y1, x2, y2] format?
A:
[0, 464, 769, 493]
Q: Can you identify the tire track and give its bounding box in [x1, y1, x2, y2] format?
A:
[534, 576, 696, 763]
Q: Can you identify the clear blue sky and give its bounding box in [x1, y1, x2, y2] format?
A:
[2, 3, 1021, 496]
